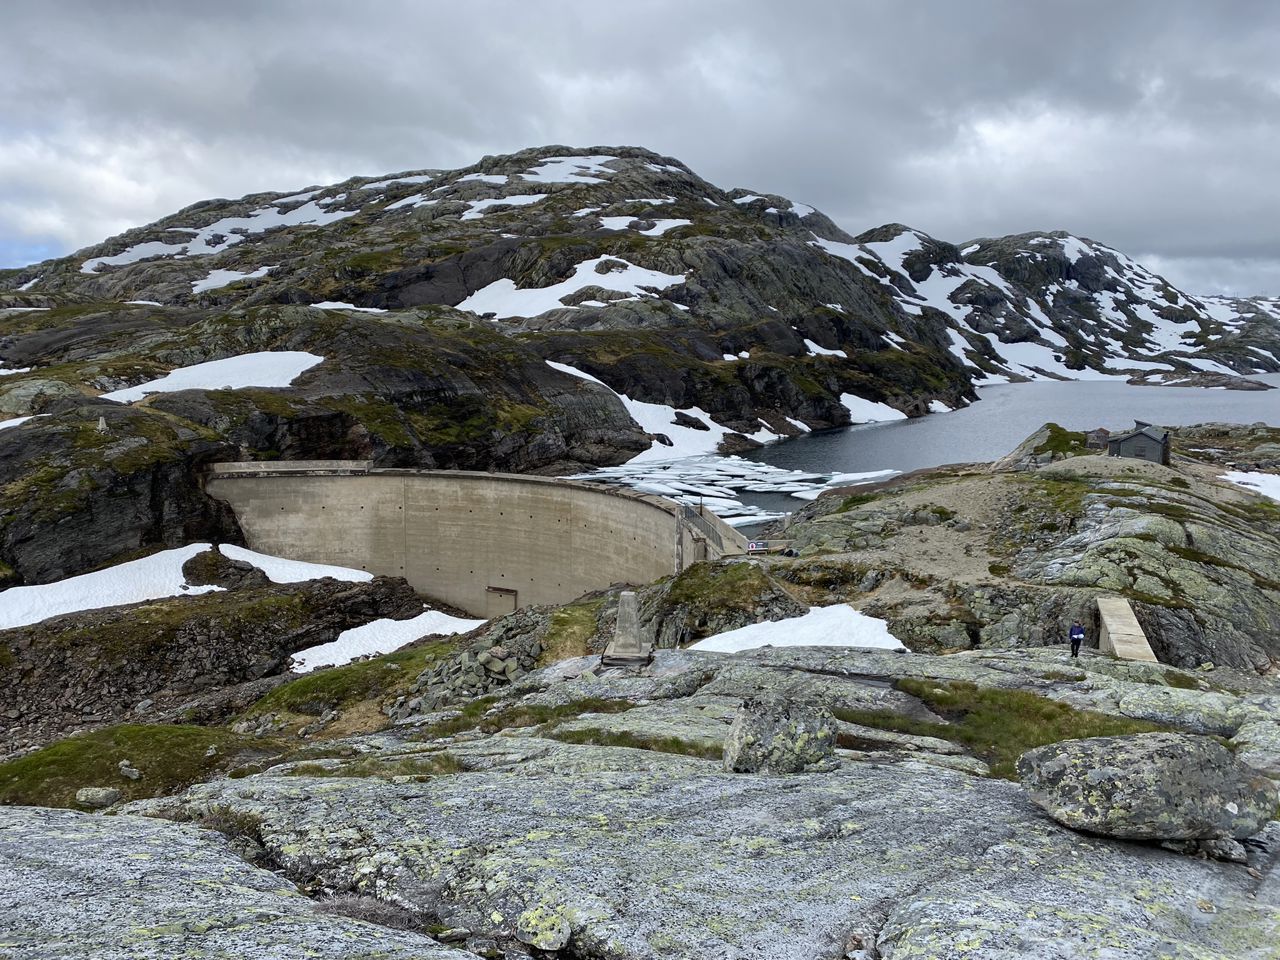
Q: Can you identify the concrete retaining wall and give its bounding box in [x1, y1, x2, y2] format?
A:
[205, 462, 746, 617]
[1096, 596, 1159, 662]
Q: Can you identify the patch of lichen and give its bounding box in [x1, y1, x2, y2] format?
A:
[0, 724, 281, 808]
[837, 680, 1166, 780]
[415, 697, 636, 741]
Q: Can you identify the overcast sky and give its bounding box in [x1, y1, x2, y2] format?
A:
[4, 0, 1280, 295]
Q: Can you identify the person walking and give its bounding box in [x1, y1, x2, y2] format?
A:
[1068, 620, 1085, 658]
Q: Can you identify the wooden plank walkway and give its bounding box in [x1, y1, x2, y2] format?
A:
[1096, 596, 1159, 662]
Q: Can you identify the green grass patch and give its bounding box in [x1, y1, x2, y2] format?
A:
[245, 640, 457, 718]
[283, 752, 463, 779]
[0, 724, 280, 808]
[1033, 423, 1088, 458]
[540, 598, 604, 665]
[547, 727, 721, 760]
[835, 679, 1166, 780]
[835, 492, 883, 513]
[414, 696, 635, 741]
[665, 561, 775, 620]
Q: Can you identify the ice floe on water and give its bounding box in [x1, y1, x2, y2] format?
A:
[291, 609, 486, 673]
[568, 455, 898, 526]
[1222, 471, 1280, 503]
[689, 604, 904, 653]
[101, 351, 324, 403]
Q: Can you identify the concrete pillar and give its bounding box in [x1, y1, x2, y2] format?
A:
[602, 591, 653, 666]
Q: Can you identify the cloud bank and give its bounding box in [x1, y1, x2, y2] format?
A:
[3, 0, 1279, 294]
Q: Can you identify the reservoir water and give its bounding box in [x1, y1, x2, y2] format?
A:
[748, 374, 1280, 478]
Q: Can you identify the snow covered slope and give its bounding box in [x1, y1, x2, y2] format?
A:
[812, 223, 1280, 383]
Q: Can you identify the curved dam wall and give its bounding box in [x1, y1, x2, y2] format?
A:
[204, 461, 746, 618]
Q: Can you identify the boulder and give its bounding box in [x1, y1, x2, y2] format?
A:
[1017, 733, 1278, 840]
[722, 697, 836, 774]
[74, 787, 121, 810]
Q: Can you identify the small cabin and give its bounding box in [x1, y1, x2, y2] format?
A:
[1106, 421, 1170, 465]
[1085, 427, 1111, 449]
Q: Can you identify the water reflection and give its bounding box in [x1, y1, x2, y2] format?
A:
[749, 375, 1280, 476]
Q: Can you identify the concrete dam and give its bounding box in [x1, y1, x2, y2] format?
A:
[205, 461, 748, 618]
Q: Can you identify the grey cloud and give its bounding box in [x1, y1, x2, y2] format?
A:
[2, 0, 1279, 295]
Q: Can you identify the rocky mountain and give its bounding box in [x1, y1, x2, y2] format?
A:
[0, 144, 1276, 587]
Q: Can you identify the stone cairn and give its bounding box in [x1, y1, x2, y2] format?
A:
[388, 623, 545, 721]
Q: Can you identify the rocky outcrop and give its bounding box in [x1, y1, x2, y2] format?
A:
[782, 441, 1280, 669]
[0, 574, 421, 754]
[1018, 733, 1278, 840]
[82, 644, 1280, 960]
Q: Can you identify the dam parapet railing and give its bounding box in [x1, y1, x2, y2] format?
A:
[204, 461, 747, 618]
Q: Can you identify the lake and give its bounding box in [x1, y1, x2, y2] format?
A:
[748, 375, 1280, 477]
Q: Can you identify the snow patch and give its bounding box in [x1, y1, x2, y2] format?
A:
[218, 544, 373, 584]
[1222, 471, 1280, 503]
[841, 393, 907, 423]
[689, 604, 904, 653]
[804, 339, 847, 358]
[459, 194, 547, 221]
[312, 301, 387, 313]
[519, 155, 618, 184]
[191, 265, 274, 294]
[80, 200, 357, 273]
[0, 545, 222, 630]
[0, 415, 42, 432]
[459, 258, 686, 319]
[101, 351, 325, 403]
[291, 609, 486, 672]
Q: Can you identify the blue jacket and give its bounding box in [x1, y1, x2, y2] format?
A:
[1069, 625, 1085, 641]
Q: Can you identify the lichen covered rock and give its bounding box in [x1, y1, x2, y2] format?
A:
[722, 697, 836, 773]
[1017, 732, 1278, 839]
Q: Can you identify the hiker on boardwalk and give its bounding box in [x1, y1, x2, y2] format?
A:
[1068, 620, 1086, 658]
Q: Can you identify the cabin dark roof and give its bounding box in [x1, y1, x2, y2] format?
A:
[1109, 422, 1169, 444]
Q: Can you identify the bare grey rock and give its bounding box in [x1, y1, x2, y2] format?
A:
[74, 787, 121, 809]
[0, 807, 469, 959]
